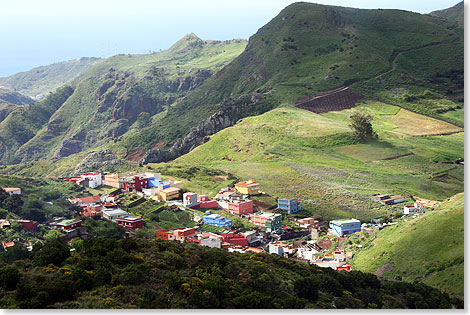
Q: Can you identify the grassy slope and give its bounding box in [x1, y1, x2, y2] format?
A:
[350, 192, 464, 298]
[172, 102, 463, 221]
[116, 3, 463, 154]
[0, 58, 101, 97]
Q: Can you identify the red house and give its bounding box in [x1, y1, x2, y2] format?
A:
[220, 232, 248, 246]
[51, 219, 82, 230]
[228, 199, 254, 215]
[122, 176, 149, 193]
[17, 220, 38, 231]
[156, 227, 197, 241]
[83, 204, 102, 217]
[197, 195, 218, 209]
[116, 216, 143, 230]
[336, 264, 352, 272]
[220, 230, 256, 246]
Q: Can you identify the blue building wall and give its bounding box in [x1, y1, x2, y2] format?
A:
[278, 199, 301, 214]
[202, 214, 232, 227]
[330, 220, 361, 237]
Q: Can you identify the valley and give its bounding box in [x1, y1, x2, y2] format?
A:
[0, 1, 464, 310]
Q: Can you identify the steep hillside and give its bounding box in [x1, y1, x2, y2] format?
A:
[170, 101, 463, 221]
[430, 1, 464, 26]
[351, 193, 464, 298]
[0, 86, 75, 163]
[0, 88, 34, 123]
[0, 57, 101, 98]
[122, 2, 463, 163]
[0, 35, 247, 164]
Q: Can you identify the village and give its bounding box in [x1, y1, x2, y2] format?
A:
[1, 170, 438, 272]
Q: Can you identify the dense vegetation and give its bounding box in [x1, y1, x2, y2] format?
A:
[0, 237, 462, 309]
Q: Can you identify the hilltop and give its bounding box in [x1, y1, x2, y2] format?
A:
[430, 1, 464, 26]
[351, 192, 464, 298]
[0, 58, 101, 98]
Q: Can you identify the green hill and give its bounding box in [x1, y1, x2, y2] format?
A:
[0, 35, 247, 164]
[0, 3, 464, 172]
[350, 192, 464, 298]
[430, 1, 464, 26]
[168, 101, 463, 221]
[117, 2, 463, 162]
[0, 57, 101, 97]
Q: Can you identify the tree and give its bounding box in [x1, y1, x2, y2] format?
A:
[349, 112, 378, 141]
[32, 241, 70, 267]
[0, 266, 20, 290]
[2, 194, 24, 212]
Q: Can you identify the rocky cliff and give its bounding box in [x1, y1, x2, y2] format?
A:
[74, 149, 124, 174]
[142, 93, 261, 163]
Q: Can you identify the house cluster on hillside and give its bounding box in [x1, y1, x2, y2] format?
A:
[69, 194, 143, 230]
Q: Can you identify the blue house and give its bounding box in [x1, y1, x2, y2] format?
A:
[329, 219, 361, 237]
[148, 178, 171, 189]
[278, 198, 301, 214]
[202, 214, 232, 228]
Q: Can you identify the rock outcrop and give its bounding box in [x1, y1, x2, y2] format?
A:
[142, 93, 261, 164]
[74, 149, 123, 174]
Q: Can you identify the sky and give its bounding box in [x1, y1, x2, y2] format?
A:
[0, 0, 461, 77]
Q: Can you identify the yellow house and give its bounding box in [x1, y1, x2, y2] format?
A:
[159, 187, 181, 201]
[234, 179, 260, 195]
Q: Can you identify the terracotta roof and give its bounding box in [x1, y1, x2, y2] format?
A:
[71, 196, 101, 203]
[4, 187, 20, 192]
[161, 187, 180, 193]
[235, 179, 259, 187]
[3, 242, 15, 248]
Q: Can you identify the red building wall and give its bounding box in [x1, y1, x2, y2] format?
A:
[228, 200, 254, 215]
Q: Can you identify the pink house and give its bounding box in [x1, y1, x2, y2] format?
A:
[197, 195, 218, 209]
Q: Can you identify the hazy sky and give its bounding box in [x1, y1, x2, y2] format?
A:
[0, 0, 460, 77]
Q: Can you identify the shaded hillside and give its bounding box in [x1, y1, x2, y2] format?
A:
[0, 35, 247, 164]
[429, 1, 464, 26]
[0, 237, 460, 308]
[351, 193, 464, 298]
[0, 86, 75, 163]
[0, 58, 101, 98]
[0, 89, 34, 124]
[120, 2, 463, 163]
[0, 88, 33, 106]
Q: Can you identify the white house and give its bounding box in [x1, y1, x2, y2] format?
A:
[404, 202, 426, 215]
[102, 208, 129, 222]
[80, 173, 102, 189]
